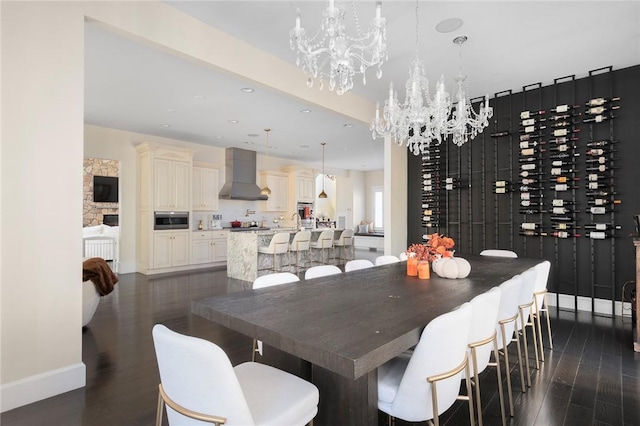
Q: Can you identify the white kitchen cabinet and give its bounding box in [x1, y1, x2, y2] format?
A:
[261, 171, 289, 211]
[192, 166, 219, 211]
[154, 159, 190, 211]
[191, 230, 228, 264]
[153, 231, 189, 268]
[297, 176, 315, 202]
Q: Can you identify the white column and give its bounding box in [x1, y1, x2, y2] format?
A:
[384, 136, 407, 256]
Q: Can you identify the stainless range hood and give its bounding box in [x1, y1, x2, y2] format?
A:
[218, 147, 268, 200]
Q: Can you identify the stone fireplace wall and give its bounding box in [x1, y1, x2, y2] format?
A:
[83, 158, 119, 226]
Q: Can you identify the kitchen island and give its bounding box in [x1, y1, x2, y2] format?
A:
[227, 228, 343, 282]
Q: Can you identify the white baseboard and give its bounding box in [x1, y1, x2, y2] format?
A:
[117, 260, 136, 274]
[0, 362, 86, 413]
[547, 292, 632, 317]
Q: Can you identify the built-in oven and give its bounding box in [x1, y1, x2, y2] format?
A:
[154, 211, 189, 230]
[297, 202, 314, 219]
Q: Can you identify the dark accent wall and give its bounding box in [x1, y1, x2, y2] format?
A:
[407, 64, 640, 307]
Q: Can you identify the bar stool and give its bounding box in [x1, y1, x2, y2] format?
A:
[312, 229, 335, 265]
[257, 232, 290, 272]
[333, 229, 354, 263]
[289, 230, 311, 273]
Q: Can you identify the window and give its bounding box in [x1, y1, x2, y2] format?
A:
[373, 186, 383, 231]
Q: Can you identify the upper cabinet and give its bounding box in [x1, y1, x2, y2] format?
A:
[192, 166, 219, 211]
[284, 167, 316, 203]
[260, 171, 289, 211]
[154, 159, 190, 211]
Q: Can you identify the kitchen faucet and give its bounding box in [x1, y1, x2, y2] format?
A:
[292, 212, 301, 229]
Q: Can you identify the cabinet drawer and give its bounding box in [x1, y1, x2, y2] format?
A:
[211, 231, 228, 239]
[192, 231, 213, 241]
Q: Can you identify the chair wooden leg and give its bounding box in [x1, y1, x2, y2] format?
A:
[471, 347, 483, 426]
[518, 309, 532, 387]
[535, 311, 545, 362]
[529, 312, 540, 370]
[464, 359, 476, 426]
[431, 381, 440, 426]
[500, 323, 515, 416]
[156, 388, 164, 426]
[492, 339, 507, 426]
[544, 307, 553, 349]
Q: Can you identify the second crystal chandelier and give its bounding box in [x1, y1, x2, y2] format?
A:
[290, 0, 388, 95]
[370, 1, 493, 154]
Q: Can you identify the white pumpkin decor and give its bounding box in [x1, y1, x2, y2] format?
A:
[433, 257, 471, 279]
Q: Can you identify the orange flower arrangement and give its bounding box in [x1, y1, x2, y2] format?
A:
[406, 233, 455, 262]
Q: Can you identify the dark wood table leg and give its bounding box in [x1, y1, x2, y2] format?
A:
[312, 366, 378, 426]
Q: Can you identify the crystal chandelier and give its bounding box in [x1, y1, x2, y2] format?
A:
[445, 36, 493, 147]
[370, 1, 450, 155]
[290, 0, 388, 95]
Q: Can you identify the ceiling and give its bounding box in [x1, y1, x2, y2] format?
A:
[84, 1, 640, 171]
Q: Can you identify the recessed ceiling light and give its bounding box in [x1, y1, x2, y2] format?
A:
[245, 141, 254, 145]
[248, 133, 259, 137]
[343, 123, 353, 128]
[166, 109, 176, 113]
[344, 147, 349, 151]
[240, 87, 255, 93]
[300, 109, 311, 113]
[194, 95, 206, 100]
[436, 18, 463, 33]
[228, 120, 239, 124]
[215, 136, 224, 139]
[299, 144, 310, 148]
[160, 124, 171, 128]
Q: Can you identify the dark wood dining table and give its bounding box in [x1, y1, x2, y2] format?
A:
[192, 255, 543, 425]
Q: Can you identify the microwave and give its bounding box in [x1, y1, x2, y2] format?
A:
[154, 211, 189, 230]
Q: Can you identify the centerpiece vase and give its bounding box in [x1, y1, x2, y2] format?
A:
[406, 256, 418, 277]
[417, 261, 430, 279]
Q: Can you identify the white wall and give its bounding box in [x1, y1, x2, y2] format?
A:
[363, 169, 384, 224]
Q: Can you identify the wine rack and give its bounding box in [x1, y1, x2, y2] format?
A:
[421, 145, 446, 238]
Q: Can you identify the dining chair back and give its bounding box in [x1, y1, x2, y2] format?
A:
[345, 259, 374, 272]
[480, 249, 518, 258]
[375, 255, 400, 266]
[495, 274, 525, 416]
[252, 272, 300, 361]
[152, 324, 319, 426]
[532, 261, 552, 359]
[304, 265, 342, 280]
[468, 287, 505, 426]
[253, 272, 299, 290]
[377, 303, 474, 426]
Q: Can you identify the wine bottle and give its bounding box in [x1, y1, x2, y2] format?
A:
[519, 140, 545, 149]
[551, 160, 577, 167]
[586, 231, 616, 239]
[552, 206, 577, 215]
[548, 113, 580, 121]
[586, 190, 617, 197]
[550, 104, 579, 113]
[589, 206, 608, 214]
[520, 110, 545, 119]
[521, 117, 546, 126]
[553, 183, 571, 191]
[520, 185, 543, 192]
[520, 209, 543, 215]
[519, 170, 543, 177]
[520, 133, 545, 142]
[549, 136, 579, 144]
[520, 178, 544, 185]
[520, 192, 543, 200]
[490, 131, 510, 138]
[555, 176, 579, 184]
[585, 105, 620, 115]
[549, 120, 576, 128]
[551, 167, 578, 176]
[521, 222, 543, 230]
[586, 140, 618, 147]
[553, 128, 580, 137]
[583, 115, 619, 124]
[520, 230, 548, 237]
[519, 157, 539, 163]
[586, 164, 619, 172]
[553, 231, 580, 238]
[585, 97, 620, 106]
[520, 147, 546, 156]
[521, 163, 538, 171]
[584, 223, 621, 231]
[587, 174, 613, 182]
[495, 187, 510, 194]
[587, 198, 621, 206]
[520, 200, 541, 207]
[550, 144, 577, 152]
[586, 148, 616, 156]
[554, 223, 579, 231]
[550, 152, 580, 160]
[550, 215, 575, 221]
[552, 199, 576, 207]
[585, 156, 609, 165]
[519, 125, 547, 134]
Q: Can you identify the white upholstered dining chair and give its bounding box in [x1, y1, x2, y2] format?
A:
[311, 229, 335, 265]
[532, 260, 552, 361]
[288, 231, 311, 273]
[333, 229, 354, 263]
[377, 303, 474, 426]
[375, 255, 401, 266]
[252, 272, 299, 360]
[257, 232, 290, 272]
[304, 265, 342, 280]
[516, 268, 540, 383]
[152, 324, 319, 426]
[345, 259, 374, 272]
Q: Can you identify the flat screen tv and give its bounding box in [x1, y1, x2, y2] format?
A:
[93, 176, 119, 203]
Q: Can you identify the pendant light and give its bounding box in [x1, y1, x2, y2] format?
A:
[318, 142, 327, 199]
[260, 128, 272, 196]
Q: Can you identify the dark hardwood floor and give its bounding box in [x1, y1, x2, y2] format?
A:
[2, 254, 639, 426]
